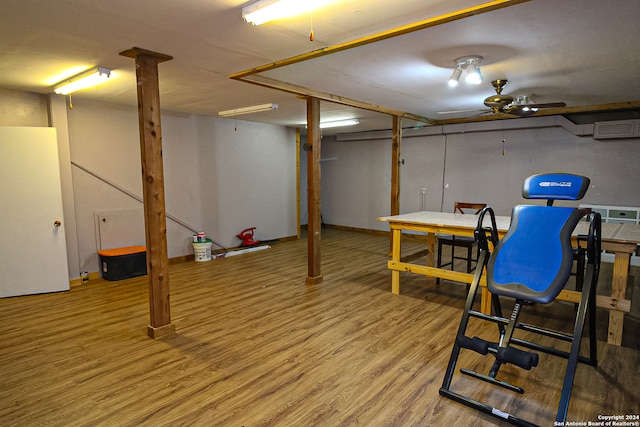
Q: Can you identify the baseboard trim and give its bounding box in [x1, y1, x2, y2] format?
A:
[70, 235, 301, 286]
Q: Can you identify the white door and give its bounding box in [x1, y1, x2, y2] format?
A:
[0, 126, 69, 297]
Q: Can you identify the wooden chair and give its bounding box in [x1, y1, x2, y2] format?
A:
[436, 202, 487, 284]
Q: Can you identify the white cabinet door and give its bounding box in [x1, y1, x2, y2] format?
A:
[0, 127, 69, 297]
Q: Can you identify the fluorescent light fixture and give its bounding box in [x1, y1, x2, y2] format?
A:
[218, 103, 278, 117]
[242, 0, 338, 25]
[319, 118, 359, 129]
[53, 67, 111, 95]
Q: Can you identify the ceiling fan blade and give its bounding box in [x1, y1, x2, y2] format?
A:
[506, 107, 537, 117]
[437, 108, 485, 115]
[505, 101, 567, 114]
[526, 102, 566, 108]
[468, 110, 493, 118]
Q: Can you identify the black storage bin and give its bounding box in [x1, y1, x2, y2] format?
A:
[98, 246, 147, 281]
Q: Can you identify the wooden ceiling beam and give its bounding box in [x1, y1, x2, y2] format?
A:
[229, 0, 531, 123]
[230, 0, 531, 79]
[234, 74, 433, 125]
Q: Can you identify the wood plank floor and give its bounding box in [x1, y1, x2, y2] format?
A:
[0, 228, 638, 426]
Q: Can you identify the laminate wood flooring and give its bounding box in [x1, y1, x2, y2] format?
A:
[0, 228, 638, 426]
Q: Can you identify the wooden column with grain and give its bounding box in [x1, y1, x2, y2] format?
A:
[296, 128, 301, 239]
[390, 116, 402, 255]
[119, 47, 175, 339]
[306, 97, 322, 285]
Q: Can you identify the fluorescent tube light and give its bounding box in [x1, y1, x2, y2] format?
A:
[53, 67, 111, 95]
[319, 118, 359, 129]
[218, 103, 278, 117]
[242, 0, 338, 25]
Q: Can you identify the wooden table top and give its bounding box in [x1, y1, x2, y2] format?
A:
[378, 210, 640, 248]
[378, 211, 510, 231]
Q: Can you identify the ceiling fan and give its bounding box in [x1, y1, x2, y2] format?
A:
[483, 79, 566, 116]
[437, 79, 567, 117]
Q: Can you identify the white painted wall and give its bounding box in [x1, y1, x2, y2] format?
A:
[2, 87, 639, 276]
[200, 117, 297, 247]
[0, 89, 297, 276]
[0, 88, 48, 127]
[320, 122, 640, 232]
[320, 137, 392, 230]
[66, 98, 297, 272]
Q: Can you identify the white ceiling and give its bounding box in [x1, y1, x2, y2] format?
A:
[2, 0, 640, 134]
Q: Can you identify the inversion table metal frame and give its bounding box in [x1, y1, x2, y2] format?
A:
[439, 173, 602, 426]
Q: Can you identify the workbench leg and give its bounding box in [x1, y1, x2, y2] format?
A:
[391, 228, 401, 294]
[608, 251, 630, 346]
[426, 233, 435, 267]
[481, 286, 492, 314]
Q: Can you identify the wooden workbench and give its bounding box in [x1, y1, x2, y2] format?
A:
[378, 211, 638, 346]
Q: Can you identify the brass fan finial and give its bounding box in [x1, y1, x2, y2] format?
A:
[491, 79, 508, 94]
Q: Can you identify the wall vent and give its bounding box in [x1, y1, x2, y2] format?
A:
[593, 119, 640, 139]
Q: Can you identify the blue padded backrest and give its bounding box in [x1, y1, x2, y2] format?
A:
[487, 205, 589, 304]
[522, 173, 590, 201]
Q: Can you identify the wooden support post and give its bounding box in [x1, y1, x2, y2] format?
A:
[390, 115, 402, 253]
[306, 97, 323, 285]
[296, 128, 301, 240]
[120, 47, 175, 339]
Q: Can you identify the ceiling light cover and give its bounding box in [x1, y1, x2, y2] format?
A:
[218, 103, 278, 117]
[53, 67, 111, 95]
[242, 0, 338, 25]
